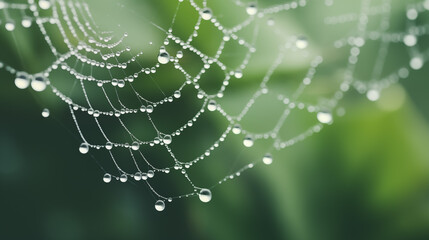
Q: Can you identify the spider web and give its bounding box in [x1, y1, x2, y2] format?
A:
[0, 0, 428, 211]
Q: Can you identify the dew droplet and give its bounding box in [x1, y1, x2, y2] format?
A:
[39, 0, 52, 10]
[232, 124, 242, 134]
[41, 108, 50, 118]
[155, 200, 165, 211]
[201, 8, 213, 20]
[147, 170, 155, 178]
[317, 111, 333, 124]
[105, 142, 113, 150]
[79, 142, 89, 154]
[5, 21, 15, 31]
[120, 174, 128, 182]
[262, 153, 273, 165]
[403, 34, 417, 47]
[199, 188, 212, 203]
[207, 100, 217, 111]
[22, 18, 32, 28]
[243, 136, 254, 147]
[134, 172, 142, 181]
[410, 56, 423, 70]
[158, 51, 170, 64]
[103, 173, 111, 183]
[31, 74, 47, 92]
[296, 36, 309, 49]
[174, 90, 181, 98]
[15, 72, 30, 89]
[163, 135, 172, 145]
[176, 51, 184, 59]
[246, 3, 258, 16]
[366, 89, 380, 102]
[131, 141, 140, 151]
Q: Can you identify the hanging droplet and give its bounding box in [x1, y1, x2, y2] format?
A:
[105, 141, 113, 150]
[201, 8, 213, 20]
[131, 141, 140, 151]
[103, 173, 111, 183]
[41, 108, 50, 118]
[158, 50, 170, 64]
[243, 136, 254, 147]
[207, 100, 217, 111]
[246, 3, 258, 16]
[79, 142, 89, 154]
[22, 18, 32, 28]
[147, 170, 155, 178]
[317, 111, 333, 124]
[134, 172, 142, 181]
[163, 135, 172, 145]
[366, 89, 380, 102]
[15, 72, 30, 89]
[403, 34, 417, 47]
[176, 51, 184, 59]
[39, 0, 52, 10]
[295, 36, 309, 49]
[31, 74, 47, 92]
[120, 174, 128, 183]
[5, 21, 15, 31]
[155, 200, 165, 211]
[199, 188, 212, 203]
[146, 105, 154, 113]
[232, 124, 242, 134]
[174, 90, 181, 98]
[262, 154, 273, 165]
[410, 56, 424, 70]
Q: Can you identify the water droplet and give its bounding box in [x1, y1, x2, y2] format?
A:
[366, 89, 380, 102]
[243, 136, 254, 147]
[176, 51, 184, 59]
[5, 21, 15, 31]
[403, 34, 417, 47]
[146, 105, 154, 113]
[410, 57, 423, 70]
[199, 188, 212, 203]
[131, 141, 140, 151]
[207, 100, 217, 111]
[147, 170, 155, 178]
[246, 3, 258, 15]
[232, 124, 242, 134]
[103, 173, 111, 183]
[134, 172, 142, 181]
[31, 74, 47, 92]
[39, 0, 52, 10]
[201, 8, 213, 20]
[155, 200, 165, 211]
[120, 174, 128, 182]
[163, 135, 172, 145]
[105, 142, 113, 150]
[15, 72, 30, 89]
[22, 18, 32, 28]
[41, 108, 50, 118]
[296, 36, 309, 49]
[79, 142, 89, 154]
[317, 111, 333, 124]
[174, 90, 181, 98]
[262, 153, 273, 165]
[158, 51, 170, 64]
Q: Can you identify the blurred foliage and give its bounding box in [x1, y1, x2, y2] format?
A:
[1, 0, 429, 240]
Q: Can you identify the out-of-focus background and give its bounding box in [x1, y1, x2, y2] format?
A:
[1, 0, 429, 239]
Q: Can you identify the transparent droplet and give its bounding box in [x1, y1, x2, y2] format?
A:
[141, 172, 148, 180]
[232, 124, 242, 134]
[176, 51, 184, 59]
[243, 136, 254, 147]
[131, 141, 140, 151]
[147, 170, 155, 178]
[366, 89, 380, 102]
[163, 135, 172, 145]
[155, 200, 165, 211]
[146, 105, 154, 113]
[410, 57, 424, 70]
[134, 172, 142, 181]
[79, 142, 89, 154]
[105, 142, 113, 150]
[199, 188, 212, 203]
[246, 3, 258, 16]
[140, 105, 146, 112]
[207, 100, 217, 111]
[174, 90, 181, 98]
[15, 72, 30, 89]
[39, 0, 52, 10]
[201, 8, 213, 20]
[262, 153, 273, 165]
[234, 70, 243, 79]
[31, 74, 47, 92]
[158, 51, 170, 64]
[120, 174, 128, 182]
[41, 108, 50, 118]
[317, 111, 333, 124]
[5, 21, 15, 31]
[103, 173, 111, 183]
[403, 34, 417, 47]
[296, 36, 309, 49]
[22, 18, 32, 28]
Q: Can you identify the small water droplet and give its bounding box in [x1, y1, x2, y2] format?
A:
[246, 3, 258, 16]
[201, 8, 213, 20]
[317, 111, 333, 124]
[15, 72, 30, 89]
[163, 135, 172, 145]
[105, 142, 113, 150]
[174, 90, 181, 98]
[147, 170, 155, 178]
[39, 0, 52, 10]
[120, 174, 128, 182]
[199, 188, 212, 203]
[296, 36, 309, 49]
[158, 50, 170, 64]
[41, 108, 50, 118]
[262, 153, 273, 165]
[232, 124, 242, 134]
[103, 173, 111, 183]
[131, 141, 140, 151]
[134, 172, 142, 181]
[207, 100, 217, 111]
[155, 200, 165, 211]
[243, 136, 254, 147]
[31, 74, 47, 92]
[366, 89, 380, 102]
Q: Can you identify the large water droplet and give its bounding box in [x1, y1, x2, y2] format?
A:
[103, 173, 111, 183]
[410, 57, 423, 70]
[163, 135, 172, 145]
[22, 18, 32, 28]
[262, 153, 273, 165]
[120, 174, 128, 182]
[155, 200, 165, 211]
[158, 51, 170, 64]
[296, 36, 309, 49]
[246, 3, 258, 15]
[243, 136, 254, 147]
[31, 74, 47, 92]
[131, 141, 140, 151]
[199, 188, 212, 203]
[15, 72, 30, 89]
[41, 108, 50, 118]
[207, 100, 217, 111]
[366, 89, 380, 102]
[79, 142, 89, 154]
[317, 111, 333, 124]
[201, 8, 213, 20]
[39, 0, 52, 10]
[134, 172, 142, 181]
[105, 142, 113, 150]
[5, 21, 15, 31]
[232, 124, 242, 134]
